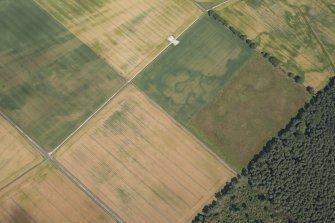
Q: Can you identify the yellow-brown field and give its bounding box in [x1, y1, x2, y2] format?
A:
[216, 0, 335, 89]
[0, 116, 41, 189]
[56, 85, 235, 223]
[35, 0, 201, 79]
[0, 163, 115, 223]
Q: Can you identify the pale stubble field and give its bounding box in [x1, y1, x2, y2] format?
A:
[56, 85, 235, 223]
[0, 163, 115, 223]
[35, 0, 201, 78]
[0, 116, 41, 189]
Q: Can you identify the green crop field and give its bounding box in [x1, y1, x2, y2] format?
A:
[192, 55, 308, 170]
[0, 0, 125, 151]
[215, 0, 335, 90]
[136, 16, 308, 170]
[136, 16, 255, 124]
[195, 0, 226, 9]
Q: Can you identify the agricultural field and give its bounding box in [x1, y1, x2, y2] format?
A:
[0, 163, 115, 223]
[0, 115, 41, 189]
[56, 85, 235, 223]
[215, 0, 335, 89]
[136, 16, 255, 124]
[302, 0, 335, 86]
[0, 0, 125, 151]
[195, 0, 226, 9]
[192, 55, 308, 169]
[35, 0, 201, 79]
[136, 16, 308, 170]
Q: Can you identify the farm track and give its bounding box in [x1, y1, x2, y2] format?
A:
[212, 0, 240, 10]
[0, 111, 48, 160]
[299, 8, 335, 75]
[50, 15, 203, 156]
[134, 86, 237, 176]
[0, 160, 45, 192]
[192, 0, 207, 12]
[0, 10, 233, 223]
[51, 158, 125, 223]
[0, 111, 125, 222]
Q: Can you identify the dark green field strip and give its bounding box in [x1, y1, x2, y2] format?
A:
[0, 0, 125, 151]
[136, 16, 308, 170]
[136, 16, 254, 124]
[191, 55, 308, 170]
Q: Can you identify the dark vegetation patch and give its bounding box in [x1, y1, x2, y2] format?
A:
[193, 77, 335, 223]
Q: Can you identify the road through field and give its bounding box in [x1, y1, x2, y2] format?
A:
[0, 113, 124, 222]
[212, 0, 240, 10]
[1, 12, 206, 223]
[135, 86, 236, 175]
[51, 15, 203, 156]
[0, 163, 117, 223]
[0, 111, 47, 160]
[35, 0, 201, 79]
[299, 9, 335, 74]
[56, 85, 235, 223]
[51, 159, 125, 223]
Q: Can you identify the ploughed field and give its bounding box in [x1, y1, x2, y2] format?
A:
[35, 0, 201, 79]
[0, 0, 125, 151]
[215, 0, 335, 89]
[136, 16, 308, 170]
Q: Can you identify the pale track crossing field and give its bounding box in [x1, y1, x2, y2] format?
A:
[0, 0, 125, 151]
[0, 163, 116, 223]
[35, 0, 201, 79]
[0, 116, 41, 189]
[195, 0, 229, 9]
[215, 0, 335, 89]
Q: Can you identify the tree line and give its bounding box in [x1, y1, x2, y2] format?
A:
[207, 10, 309, 91]
[193, 77, 335, 223]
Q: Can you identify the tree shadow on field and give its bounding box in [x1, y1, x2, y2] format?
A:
[8, 206, 36, 223]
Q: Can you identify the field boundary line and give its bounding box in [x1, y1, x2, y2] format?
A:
[180, 171, 234, 223]
[133, 85, 237, 175]
[0, 160, 46, 192]
[51, 159, 126, 223]
[176, 14, 203, 40]
[212, 0, 240, 10]
[191, 0, 207, 12]
[127, 14, 203, 81]
[0, 111, 48, 159]
[51, 15, 203, 156]
[299, 8, 335, 75]
[31, 0, 125, 78]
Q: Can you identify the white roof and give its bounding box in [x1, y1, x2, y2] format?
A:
[168, 35, 180, 46]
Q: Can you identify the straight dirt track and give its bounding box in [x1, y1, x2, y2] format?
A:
[215, 0, 335, 89]
[56, 85, 235, 223]
[0, 116, 42, 189]
[35, 0, 201, 79]
[0, 163, 115, 223]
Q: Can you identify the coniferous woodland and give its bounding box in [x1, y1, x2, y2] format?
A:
[193, 78, 335, 223]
